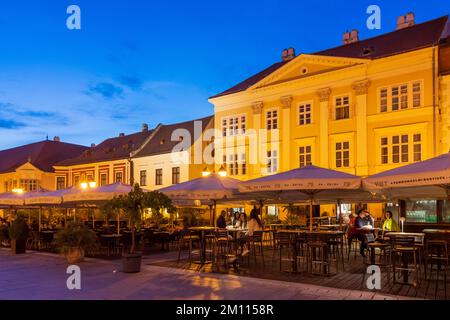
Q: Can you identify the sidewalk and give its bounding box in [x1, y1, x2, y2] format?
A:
[0, 249, 415, 300]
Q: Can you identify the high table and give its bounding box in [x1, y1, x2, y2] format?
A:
[188, 226, 216, 264]
[385, 232, 425, 283]
[277, 229, 344, 273]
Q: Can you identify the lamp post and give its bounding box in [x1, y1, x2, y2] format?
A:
[79, 181, 97, 225]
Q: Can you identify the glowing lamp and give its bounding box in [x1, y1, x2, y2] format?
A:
[218, 165, 227, 177]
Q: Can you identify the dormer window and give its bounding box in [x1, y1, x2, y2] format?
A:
[160, 139, 165, 145]
[362, 46, 374, 56]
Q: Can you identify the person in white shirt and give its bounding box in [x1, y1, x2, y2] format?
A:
[238, 209, 262, 256]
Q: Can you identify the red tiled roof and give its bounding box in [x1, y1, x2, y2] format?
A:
[210, 61, 290, 99]
[0, 140, 88, 174]
[56, 130, 155, 166]
[134, 116, 213, 158]
[211, 16, 449, 99]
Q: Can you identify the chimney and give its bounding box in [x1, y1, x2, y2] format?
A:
[282, 47, 296, 61]
[397, 12, 415, 30]
[281, 49, 288, 61]
[91, 143, 96, 148]
[343, 30, 358, 44]
[119, 133, 125, 137]
[53, 136, 60, 142]
[349, 29, 359, 43]
[142, 123, 149, 132]
[342, 31, 350, 44]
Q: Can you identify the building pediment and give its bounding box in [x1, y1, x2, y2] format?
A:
[249, 54, 369, 90]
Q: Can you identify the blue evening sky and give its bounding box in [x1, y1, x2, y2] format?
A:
[0, 0, 449, 149]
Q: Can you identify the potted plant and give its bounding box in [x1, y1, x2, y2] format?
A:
[54, 222, 98, 263]
[107, 184, 175, 273]
[9, 216, 29, 254]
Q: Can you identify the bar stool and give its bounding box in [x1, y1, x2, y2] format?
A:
[307, 233, 330, 276]
[273, 231, 292, 271]
[327, 233, 346, 272]
[390, 235, 421, 288]
[361, 233, 391, 288]
[214, 230, 231, 263]
[247, 230, 265, 266]
[177, 230, 201, 263]
[295, 232, 308, 272]
[425, 233, 449, 299]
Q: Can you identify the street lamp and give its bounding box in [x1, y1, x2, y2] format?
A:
[12, 188, 24, 194]
[202, 166, 211, 177]
[80, 181, 97, 189]
[218, 165, 227, 177]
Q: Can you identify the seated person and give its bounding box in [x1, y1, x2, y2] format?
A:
[381, 210, 399, 232]
[235, 212, 247, 229]
[237, 209, 262, 256]
[348, 210, 372, 257]
[216, 210, 227, 229]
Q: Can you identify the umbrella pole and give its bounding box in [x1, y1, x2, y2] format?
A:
[309, 198, 313, 231]
[337, 199, 342, 227]
[117, 211, 120, 235]
[212, 200, 217, 227]
[38, 207, 42, 250]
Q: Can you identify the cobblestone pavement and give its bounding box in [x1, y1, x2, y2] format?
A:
[0, 249, 416, 300]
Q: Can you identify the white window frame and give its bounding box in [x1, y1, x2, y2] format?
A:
[378, 80, 423, 113]
[334, 95, 350, 120]
[221, 114, 246, 136]
[266, 109, 278, 130]
[267, 149, 278, 174]
[298, 102, 312, 126]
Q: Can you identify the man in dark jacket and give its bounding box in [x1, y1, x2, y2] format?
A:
[216, 210, 227, 229]
[354, 210, 372, 256]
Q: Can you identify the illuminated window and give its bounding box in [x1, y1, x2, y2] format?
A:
[335, 96, 350, 120]
[335, 142, 350, 168]
[299, 103, 311, 125]
[299, 146, 312, 167]
[267, 150, 278, 174]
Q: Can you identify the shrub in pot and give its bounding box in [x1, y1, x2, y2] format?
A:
[9, 216, 29, 254]
[54, 222, 98, 263]
[106, 184, 175, 273]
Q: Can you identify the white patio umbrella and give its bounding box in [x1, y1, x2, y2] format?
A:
[62, 183, 133, 203]
[159, 174, 241, 226]
[239, 165, 364, 230]
[363, 152, 450, 199]
[0, 192, 29, 206]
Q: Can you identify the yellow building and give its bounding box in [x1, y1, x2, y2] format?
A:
[0, 137, 87, 193]
[209, 14, 450, 219]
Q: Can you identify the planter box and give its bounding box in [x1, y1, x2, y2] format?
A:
[122, 252, 142, 273]
[11, 239, 26, 254]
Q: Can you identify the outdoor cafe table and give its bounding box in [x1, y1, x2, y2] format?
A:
[100, 234, 122, 256]
[188, 226, 216, 264]
[277, 229, 344, 273]
[385, 232, 425, 283]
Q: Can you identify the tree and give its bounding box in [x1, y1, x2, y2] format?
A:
[105, 184, 175, 253]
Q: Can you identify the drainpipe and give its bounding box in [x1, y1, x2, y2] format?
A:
[432, 45, 437, 156]
[128, 156, 134, 186]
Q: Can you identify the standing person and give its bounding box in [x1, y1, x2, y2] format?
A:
[216, 210, 227, 229]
